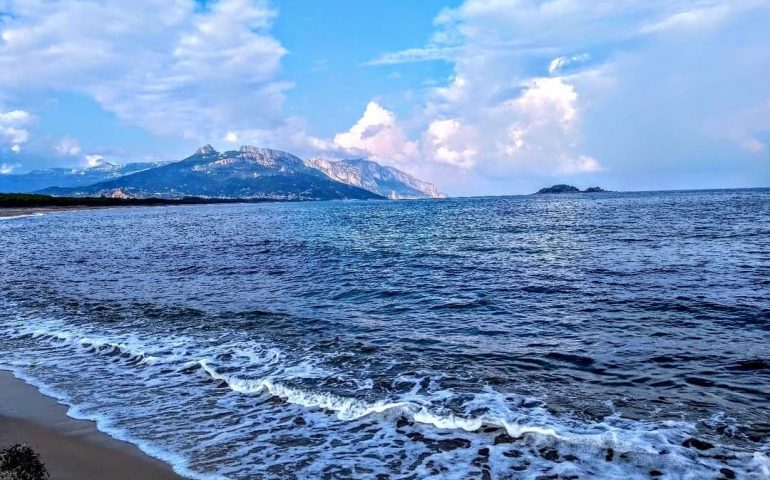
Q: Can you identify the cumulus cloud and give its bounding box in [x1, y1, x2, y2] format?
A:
[361, 0, 770, 193]
[324, 75, 597, 179]
[0, 109, 34, 153]
[327, 77, 595, 178]
[423, 119, 477, 169]
[55, 137, 82, 156]
[0, 163, 19, 174]
[507, 77, 578, 130]
[0, 0, 288, 141]
[334, 73, 596, 179]
[84, 154, 104, 167]
[332, 102, 417, 165]
[482, 76, 603, 175]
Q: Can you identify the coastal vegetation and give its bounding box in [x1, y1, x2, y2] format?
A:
[0, 193, 271, 209]
[0, 444, 48, 480]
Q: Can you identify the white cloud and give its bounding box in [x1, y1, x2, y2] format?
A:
[0, 163, 19, 174]
[85, 154, 104, 167]
[366, 46, 461, 66]
[0, 111, 32, 124]
[481, 76, 600, 175]
[320, 73, 596, 179]
[0, 109, 34, 152]
[360, 0, 770, 193]
[548, 54, 590, 75]
[326, 76, 596, 178]
[216, 116, 328, 155]
[423, 119, 477, 169]
[332, 102, 417, 165]
[0, 0, 288, 141]
[638, 2, 760, 34]
[507, 77, 578, 129]
[55, 137, 82, 156]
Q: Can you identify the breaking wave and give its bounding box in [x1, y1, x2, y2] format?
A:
[2, 316, 768, 480]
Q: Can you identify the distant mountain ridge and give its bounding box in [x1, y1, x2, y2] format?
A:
[39, 146, 384, 201]
[0, 161, 167, 193]
[304, 157, 445, 199]
[1, 145, 445, 201]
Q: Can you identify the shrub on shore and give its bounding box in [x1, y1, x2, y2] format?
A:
[0, 444, 48, 480]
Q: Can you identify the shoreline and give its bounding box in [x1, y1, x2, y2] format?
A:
[0, 370, 185, 480]
[0, 206, 105, 218]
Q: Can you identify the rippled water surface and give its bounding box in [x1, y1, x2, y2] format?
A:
[1, 190, 769, 479]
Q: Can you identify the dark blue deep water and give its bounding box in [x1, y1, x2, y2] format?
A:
[1, 190, 769, 479]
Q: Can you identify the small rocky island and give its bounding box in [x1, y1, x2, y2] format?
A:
[535, 184, 608, 194]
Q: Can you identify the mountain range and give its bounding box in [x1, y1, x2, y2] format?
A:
[0, 161, 167, 194]
[2, 146, 445, 201]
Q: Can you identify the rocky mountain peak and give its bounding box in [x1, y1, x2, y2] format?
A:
[195, 144, 218, 156]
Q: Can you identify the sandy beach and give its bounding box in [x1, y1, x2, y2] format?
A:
[0, 207, 75, 218]
[0, 371, 184, 480]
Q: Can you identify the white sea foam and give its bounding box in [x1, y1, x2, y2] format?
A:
[1, 313, 766, 479]
[0, 212, 46, 220]
[196, 358, 707, 464]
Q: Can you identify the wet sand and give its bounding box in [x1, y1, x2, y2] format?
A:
[0, 371, 185, 480]
[0, 207, 79, 218]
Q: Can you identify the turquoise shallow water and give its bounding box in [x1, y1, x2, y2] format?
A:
[1, 190, 769, 479]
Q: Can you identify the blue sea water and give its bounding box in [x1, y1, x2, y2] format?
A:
[1, 190, 769, 479]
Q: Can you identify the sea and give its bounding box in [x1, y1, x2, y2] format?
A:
[1, 189, 769, 479]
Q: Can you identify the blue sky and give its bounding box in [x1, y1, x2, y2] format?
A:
[1, 0, 769, 195]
